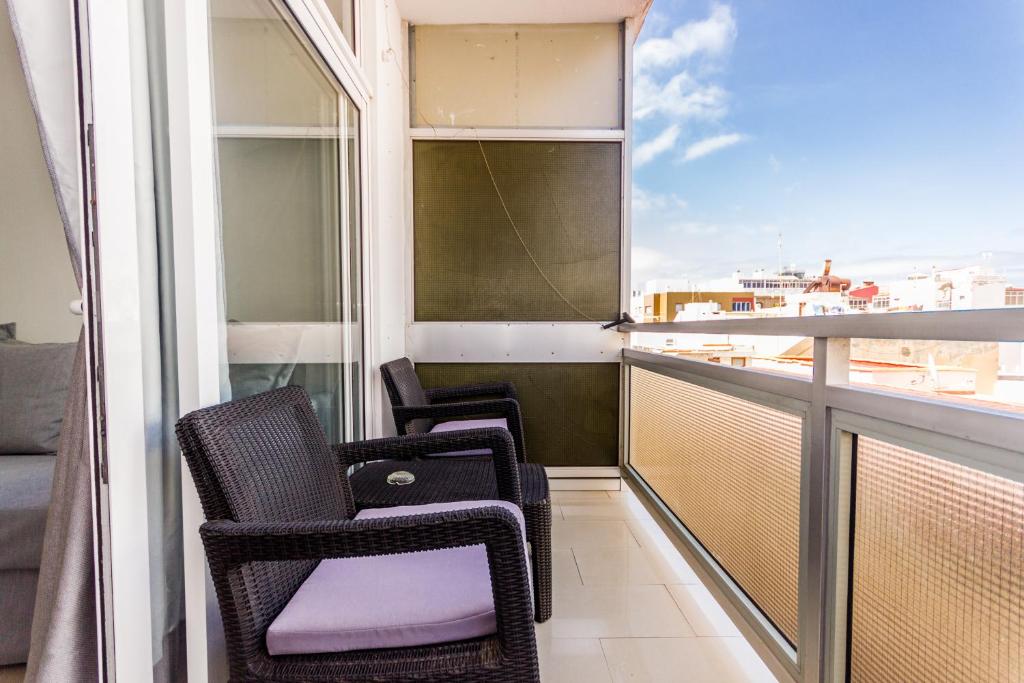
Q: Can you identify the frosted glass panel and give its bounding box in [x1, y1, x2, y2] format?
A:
[412, 24, 622, 129]
[849, 437, 1023, 683]
[629, 367, 803, 644]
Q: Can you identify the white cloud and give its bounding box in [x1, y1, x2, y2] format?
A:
[631, 245, 685, 286]
[632, 186, 688, 212]
[634, 4, 737, 75]
[634, 125, 681, 166]
[633, 72, 728, 121]
[769, 154, 781, 173]
[681, 133, 748, 162]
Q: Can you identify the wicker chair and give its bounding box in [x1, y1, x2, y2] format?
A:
[373, 358, 553, 622]
[380, 357, 526, 460]
[176, 386, 539, 682]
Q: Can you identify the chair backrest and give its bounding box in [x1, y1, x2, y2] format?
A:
[176, 385, 354, 524]
[380, 357, 433, 433]
[176, 386, 355, 660]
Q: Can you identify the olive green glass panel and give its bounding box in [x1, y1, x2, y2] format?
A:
[413, 140, 622, 321]
[849, 437, 1023, 683]
[416, 363, 620, 467]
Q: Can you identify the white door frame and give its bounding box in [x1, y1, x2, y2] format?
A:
[163, 1, 373, 679]
[81, 0, 158, 679]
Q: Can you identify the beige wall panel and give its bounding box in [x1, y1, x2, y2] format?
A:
[0, 2, 80, 344]
[412, 24, 621, 128]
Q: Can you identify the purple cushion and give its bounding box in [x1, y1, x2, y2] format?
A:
[266, 500, 529, 656]
[427, 418, 508, 457]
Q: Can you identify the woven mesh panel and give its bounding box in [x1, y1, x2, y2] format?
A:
[849, 437, 1023, 683]
[413, 140, 621, 321]
[416, 363, 619, 467]
[628, 368, 802, 644]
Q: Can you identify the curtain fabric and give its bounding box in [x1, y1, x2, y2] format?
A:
[3, 0, 82, 288]
[4, 0, 97, 680]
[25, 336, 97, 683]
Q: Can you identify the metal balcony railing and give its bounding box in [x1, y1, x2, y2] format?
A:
[618, 309, 1024, 683]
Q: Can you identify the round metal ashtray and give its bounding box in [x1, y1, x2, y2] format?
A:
[386, 470, 416, 486]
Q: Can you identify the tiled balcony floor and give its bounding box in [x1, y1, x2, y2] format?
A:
[0, 486, 780, 683]
[539, 486, 779, 683]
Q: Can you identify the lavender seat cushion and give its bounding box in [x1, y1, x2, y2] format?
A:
[266, 500, 529, 656]
[427, 418, 508, 457]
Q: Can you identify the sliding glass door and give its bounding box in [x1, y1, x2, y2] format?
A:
[208, 0, 363, 442]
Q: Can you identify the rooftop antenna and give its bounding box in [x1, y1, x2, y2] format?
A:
[777, 232, 784, 277]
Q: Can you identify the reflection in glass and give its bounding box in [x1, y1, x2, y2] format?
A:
[325, 0, 356, 52]
[209, 0, 361, 442]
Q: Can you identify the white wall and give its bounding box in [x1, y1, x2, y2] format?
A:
[0, 2, 80, 343]
[365, 0, 409, 436]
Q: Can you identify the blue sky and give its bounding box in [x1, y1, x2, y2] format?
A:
[631, 1, 1024, 288]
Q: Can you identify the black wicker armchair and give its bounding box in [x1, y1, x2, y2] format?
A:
[176, 386, 539, 682]
[373, 358, 553, 622]
[380, 357, 526, 460]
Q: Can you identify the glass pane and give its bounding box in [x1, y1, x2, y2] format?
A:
[324, 0, 355, 52]
[849, 437, 1023, 683]
[629, 367, 803, 645]
[413, 140, 621, 322]
[210, 0, 362, 443]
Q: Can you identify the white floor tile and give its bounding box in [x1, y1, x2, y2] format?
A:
[552, 549, 584, 589]
[551, 490, 612, 504]
[668, 584, 742, 637]
[550, 584, 695, 639]
[560, 501, 641, 521]
[573, 544, 699, 586]
[601, 637, 778, 683]
[551, 519, 639, 551]
[535, 624, 613, 683]
[539, 479, 777, 681]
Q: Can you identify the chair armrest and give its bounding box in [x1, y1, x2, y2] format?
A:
[334, 428, 522, 507]
[392, 399, 527, 462]
[426, 381, 518, 403]
[200, 507, 534, 639]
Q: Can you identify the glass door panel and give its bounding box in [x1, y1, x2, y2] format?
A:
[209, 0, 362, 443]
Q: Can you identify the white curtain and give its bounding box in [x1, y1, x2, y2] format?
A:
[4, 0, 81, 286]
[4, 1, 96, 681]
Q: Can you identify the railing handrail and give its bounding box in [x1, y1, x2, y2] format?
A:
[620, 307, 1024, 342]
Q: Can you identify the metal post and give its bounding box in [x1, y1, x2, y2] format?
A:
[801, 337, 849, 682]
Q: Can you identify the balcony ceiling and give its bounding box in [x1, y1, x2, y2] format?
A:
[397, 0, 652, 26]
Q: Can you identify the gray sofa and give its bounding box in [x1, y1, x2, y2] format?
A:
[0, 323, 75, 665]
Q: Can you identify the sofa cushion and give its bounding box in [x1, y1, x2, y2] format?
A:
[427, 418, 508, 457]
[266, 500, 528, 656]
[0, 322, 15, 342]
[0, 342, 76, 454]
[0, 456, 56, 570]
